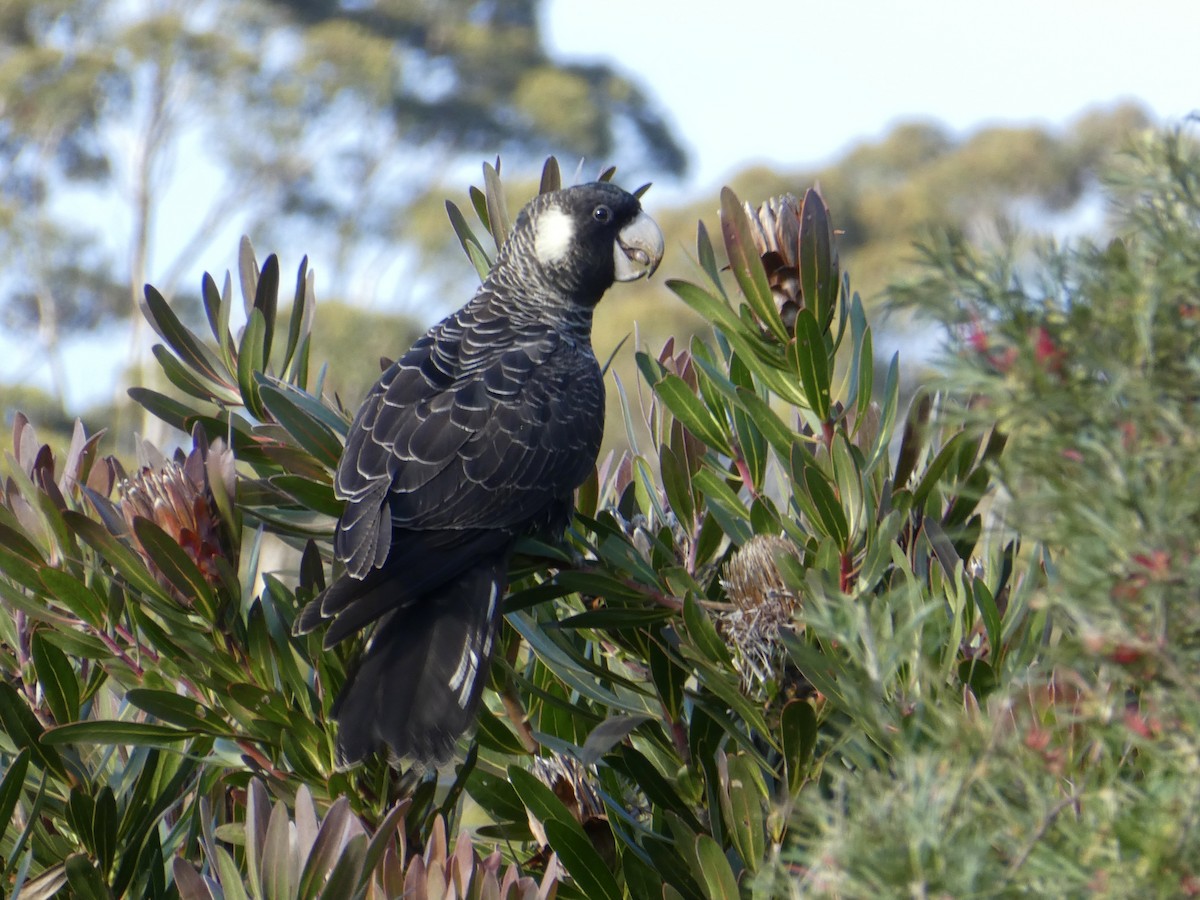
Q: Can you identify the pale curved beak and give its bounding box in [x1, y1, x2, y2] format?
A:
[613, 211, 665, 281]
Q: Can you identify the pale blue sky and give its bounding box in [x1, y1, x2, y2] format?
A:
[545, 0, 1199, 190]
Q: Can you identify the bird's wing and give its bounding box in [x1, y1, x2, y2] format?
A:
[333, 303, 604, 578]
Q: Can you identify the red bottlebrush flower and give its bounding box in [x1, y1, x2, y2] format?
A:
[1031, 325, 1065, 375]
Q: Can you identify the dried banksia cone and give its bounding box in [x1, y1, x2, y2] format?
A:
[118, 430, 235, 602]
[742, 189, 839, 335]
[720, 535, 805, 697]
[724, 534, 801, 614]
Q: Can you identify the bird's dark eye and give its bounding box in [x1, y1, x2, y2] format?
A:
[592, 205, 612, 223]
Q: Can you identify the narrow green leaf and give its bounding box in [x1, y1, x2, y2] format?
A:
[37, 569, 103, 631]
[791, 308, 832, 420]
[31, 632, 80, 724]
[682, 594, 733, 666]
[64, 853, 108, 900]
[151, 344, 239, 404]
[126, 689, 233, 736]
[542, 819, 623, 900]
[866, 353, 901, 473]
[801, 464, 848, 549]
[445, 200, 493, 281]
[64, 511, 176, 607]
[659, 444, 695, 528]
[722, 754, 766, 873]
[0, 748, 30, 842]
[482, 161, 511, 249]
[720, 188, 788, 342]
[799, 188, 838, 333]
[132, 517, 218, 617]
[912, 431, 971, 510]
[667, 279, 745, 339]
[41, 720, 194, 746]
[655, 374, 732, 456]
[539, 156, 562, 194]
[237, 309, 268, 419]
[693, 468, 752, 546]
[732, 388, 797, 462]
[830, 433, 865, 546]
[141, 285, 227, 384]
[695, 834, 740, 899]
[781, 700, 817, 796]
[253, 254, 280, 365]
[0, 683, 68, 778]
[280, 256, 311, 375]
[127, 387, 198, 433]
[696, 219, 727, 297]
[257, 382, 344, 469]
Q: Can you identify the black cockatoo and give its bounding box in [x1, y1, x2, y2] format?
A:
[297, 181, 664, 765]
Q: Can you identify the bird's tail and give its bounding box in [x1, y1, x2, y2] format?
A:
[329, 558, 507, 766]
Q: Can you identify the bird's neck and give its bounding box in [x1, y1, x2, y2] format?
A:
[483, 272, 597, 344]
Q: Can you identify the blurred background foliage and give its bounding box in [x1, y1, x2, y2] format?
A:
[0, 0, 1154, 459]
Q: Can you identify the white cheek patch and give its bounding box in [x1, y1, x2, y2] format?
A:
[534, 207, 575, 265]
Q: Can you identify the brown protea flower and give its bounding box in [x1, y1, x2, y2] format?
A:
[528, 755, 616, 869]
[719, 534, 805, 697]
[117, 430, 235, 602]
[741, 189, 839, 335]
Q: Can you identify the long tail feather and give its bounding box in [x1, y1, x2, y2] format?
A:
[330, 557, 506, 766]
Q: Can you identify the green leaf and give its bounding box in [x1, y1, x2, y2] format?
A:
[667, 279, 744, 341]
[830, 433, 865, 546]
[131, 517, 218, 617]
[695, 834, 740, 899]
[141, 284, 227, 384]
[696, 219, 727, 297]
[791, 308, 832, 420]
[482, 160, 511, 249]
[446, 200, 493, 280]
[31, 632, 80, 724]
[257, 381, 344, 470]
[542, 819, 622, 900]
[0, 683, 68, 779]
[42, 720, 195, 746]
[659, 444, 695, 528]
[579, 714, 651, 765]
[799, 188, 838, 333]
[151, 344, 239, 404]
[278, 257, 311, 375]
[38, 568, 106, 629]
[64, 853, 109, 900]
[801, 461, 849, 549]
[693, 468, 752, 546]
[781, 700, 817, 797]
[238, 308, 268, 420]
[912, 430, 972, 511]
[126, 689, 234, 736]
[127, 387, 199, 433]
[720, 753, 766, 873]
[253, 254, 280, 365]
[682, 594, 733, 667]
[0, 748, 30, 844]
[720, 187, 788, 342]
[655, 373, 732, 456]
